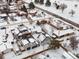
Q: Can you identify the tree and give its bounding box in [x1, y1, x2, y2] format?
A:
[69, 36, 78, 50]
[29, 2, 35, 9]
[74, 4, 78, 8]
[76, 54, 79, 58]
[45, 0, 51, 6]
[69, 10, 75, 17]
[36, 21, 40, 25]
[49, 39, 62, 49]
[7, 0, 13, 5]
[60, 4, 67, 13]
[20, 5, 28, 17]
[34, 0, 39, 4]
[53, 2, 59, 9]
[39, 0, 44, 4]
[20, 5, 28, 13]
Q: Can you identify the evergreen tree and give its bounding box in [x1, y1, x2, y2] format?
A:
[34, 0, 39, 4]
[29, 2, 35, 9]
[21, 5, 27, 13]
[39, 0, 44, 4]
[45, 0, 51, 6]
[20, 5, 28, 17]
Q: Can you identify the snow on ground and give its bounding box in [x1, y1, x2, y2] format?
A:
[33, 48, 74, 59]
[0, 19, 76, 59]
[24, 0, 79, 24]
[0, 1, 79, 59]
[0, 27, 13, 52]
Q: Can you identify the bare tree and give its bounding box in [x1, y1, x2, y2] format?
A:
[60, 3, 67, 13]
[69, 10, 75, 17]
[49, 39, 63, 49]
[69, 36, 78, 50]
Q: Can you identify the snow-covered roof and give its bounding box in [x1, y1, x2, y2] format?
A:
[29, 9, 37, 13]
[29, 38, 35, 43]
[0, 42, 13, 52]
[53, 29, 74, 36]
[0, 14, 7, 17]
[21, 39, 29, 45]
[13, 43, 20, 51]
[38, 34, 45, 42]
